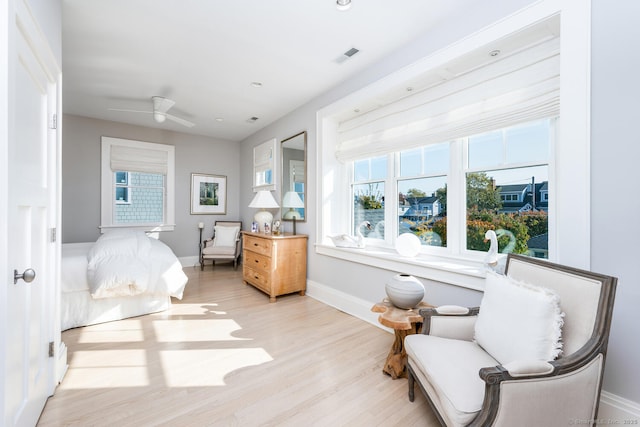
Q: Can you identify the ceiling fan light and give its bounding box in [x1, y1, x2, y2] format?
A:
[153, 112, 166, 123]
[336, 0, 351, 11]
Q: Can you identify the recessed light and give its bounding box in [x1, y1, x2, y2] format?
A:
[250, 82, 263, 88]
[215, 118, 224, 122]
[406, 87, 414, 92]
[489, 49, 501, 57]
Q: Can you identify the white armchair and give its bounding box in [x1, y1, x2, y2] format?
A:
[200, 221, 242, 270]
[405, 254, 617, 427]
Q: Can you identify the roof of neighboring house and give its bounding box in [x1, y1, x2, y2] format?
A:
[527, 233, 548, 250]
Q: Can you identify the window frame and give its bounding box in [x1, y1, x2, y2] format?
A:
[100, 137, 175, 232]
[316, 2, 591, 290]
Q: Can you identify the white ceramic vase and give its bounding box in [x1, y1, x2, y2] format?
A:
[385, 273, 425, 309]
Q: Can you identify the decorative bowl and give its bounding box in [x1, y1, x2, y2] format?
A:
[385, 273, 425, 309]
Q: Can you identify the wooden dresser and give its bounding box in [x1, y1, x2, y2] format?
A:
[241, 232, 308, 302]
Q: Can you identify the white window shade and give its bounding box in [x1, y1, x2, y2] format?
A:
[110, 144, 168, 174]
[335, 37, 560, 162]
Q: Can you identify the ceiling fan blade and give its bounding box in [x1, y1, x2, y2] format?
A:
[152, 96, 175, 114]
[166, 113, 195, 128]
[108, 108, 153, 114]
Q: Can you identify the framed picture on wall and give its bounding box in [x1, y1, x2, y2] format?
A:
[191, 173, 227, 214]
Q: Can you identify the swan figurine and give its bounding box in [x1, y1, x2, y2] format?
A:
[484, 230, 499, 267]
[330, 221, 372, 248]
[484, 229, 506, 274]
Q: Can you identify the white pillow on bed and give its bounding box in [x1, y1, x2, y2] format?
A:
[213, 226, 239, 247]
[474, 271, 564, 365]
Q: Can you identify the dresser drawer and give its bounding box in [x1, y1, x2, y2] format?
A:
[244, 235, 272, 257]
[243, 266, 271, 293]
[243, 250, 270, 273]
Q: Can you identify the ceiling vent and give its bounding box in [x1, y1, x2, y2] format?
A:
[335, 47, 360, 64]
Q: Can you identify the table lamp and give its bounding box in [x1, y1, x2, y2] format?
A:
[248, 190, 279, 232]
[282, 191, 304, 235]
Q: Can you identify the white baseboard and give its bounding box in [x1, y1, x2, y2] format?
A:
[306, 279, 640, 423]
[179, 255, 200, 269]
[305, 279, 392, 333]
[599, 391, 640, 423]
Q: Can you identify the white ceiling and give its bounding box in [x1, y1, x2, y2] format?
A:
[62, 0, 477, 142]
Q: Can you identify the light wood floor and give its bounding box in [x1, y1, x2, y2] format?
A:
[38, 265, 438, 427]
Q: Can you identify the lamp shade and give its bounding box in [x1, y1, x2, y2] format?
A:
[248, 190, 279, 209]
[249, 190, 279, 232]
[282, 191, 304, 208]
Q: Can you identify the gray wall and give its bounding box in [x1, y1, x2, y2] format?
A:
[591, 0, 640, 402]
[238, 0, 639, 405]
[239, 0, 535, 304]
[61, 114, 240, 257]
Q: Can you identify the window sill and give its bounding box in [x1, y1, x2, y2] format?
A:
[99, 224, 175, 233]
[315, 244, 488, 291]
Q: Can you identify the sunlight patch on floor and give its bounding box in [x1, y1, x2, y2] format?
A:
[160, 348, 273, 386]
[76, 319, 145, 343]
[158, 303, 224, 316]
[59, 350, 149, 388]
[152, 319, 248, 342]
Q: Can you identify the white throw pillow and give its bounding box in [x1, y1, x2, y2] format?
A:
[213, 226, 239, 247]
[474, 271, 564, 365]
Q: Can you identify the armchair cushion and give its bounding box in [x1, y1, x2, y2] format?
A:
[213, 225, 239, 247]
[405, 335, 499, 426]
[474, 271, 564, 365]
[202, 244, 236, 256]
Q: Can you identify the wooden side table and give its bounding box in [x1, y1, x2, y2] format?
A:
[372, 300, 432, 379]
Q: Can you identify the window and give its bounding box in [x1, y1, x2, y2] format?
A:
[465, 120, 550, 258]
[352, 156, 386, 240]
[351, 119, 551, 259]
[100, 137, 175, 232]
[398, 143, 449, 248]
[317, 6, 592, 288]
[113, 171, 165, 223]
[115, 172, 130, 204]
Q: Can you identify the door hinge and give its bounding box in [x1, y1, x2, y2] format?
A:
[50, 228, 57, 243]
[49, 113, 57, 130]
[48, 341, 54, 358]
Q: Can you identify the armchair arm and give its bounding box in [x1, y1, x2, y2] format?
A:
[502, 360, 555, 377]
[419, 306, 480, 341]
[203, 238, 214, 248]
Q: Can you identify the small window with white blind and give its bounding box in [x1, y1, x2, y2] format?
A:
[100, 137, 175, 232]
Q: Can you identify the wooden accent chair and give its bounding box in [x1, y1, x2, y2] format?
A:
[200, 221, 242, 270]
[405, 254, 617, 427]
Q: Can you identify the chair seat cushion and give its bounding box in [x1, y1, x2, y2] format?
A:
[202, 245, 236, 256]
[405, 334, 498, 426]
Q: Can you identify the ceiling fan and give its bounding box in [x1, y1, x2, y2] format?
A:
[109, 96, 195, 128]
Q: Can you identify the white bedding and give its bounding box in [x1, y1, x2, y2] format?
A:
[87, 230, 186, 299]
[61, 231, 188, 330]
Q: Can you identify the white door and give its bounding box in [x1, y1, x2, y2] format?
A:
[3, 1, 59, 425]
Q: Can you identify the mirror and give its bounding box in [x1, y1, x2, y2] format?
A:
[281, 131, 306, 222]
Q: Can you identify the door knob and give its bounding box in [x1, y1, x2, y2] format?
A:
[14, 268, 36, 284]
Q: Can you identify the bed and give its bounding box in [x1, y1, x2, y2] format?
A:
[61, 230, 188, 331]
